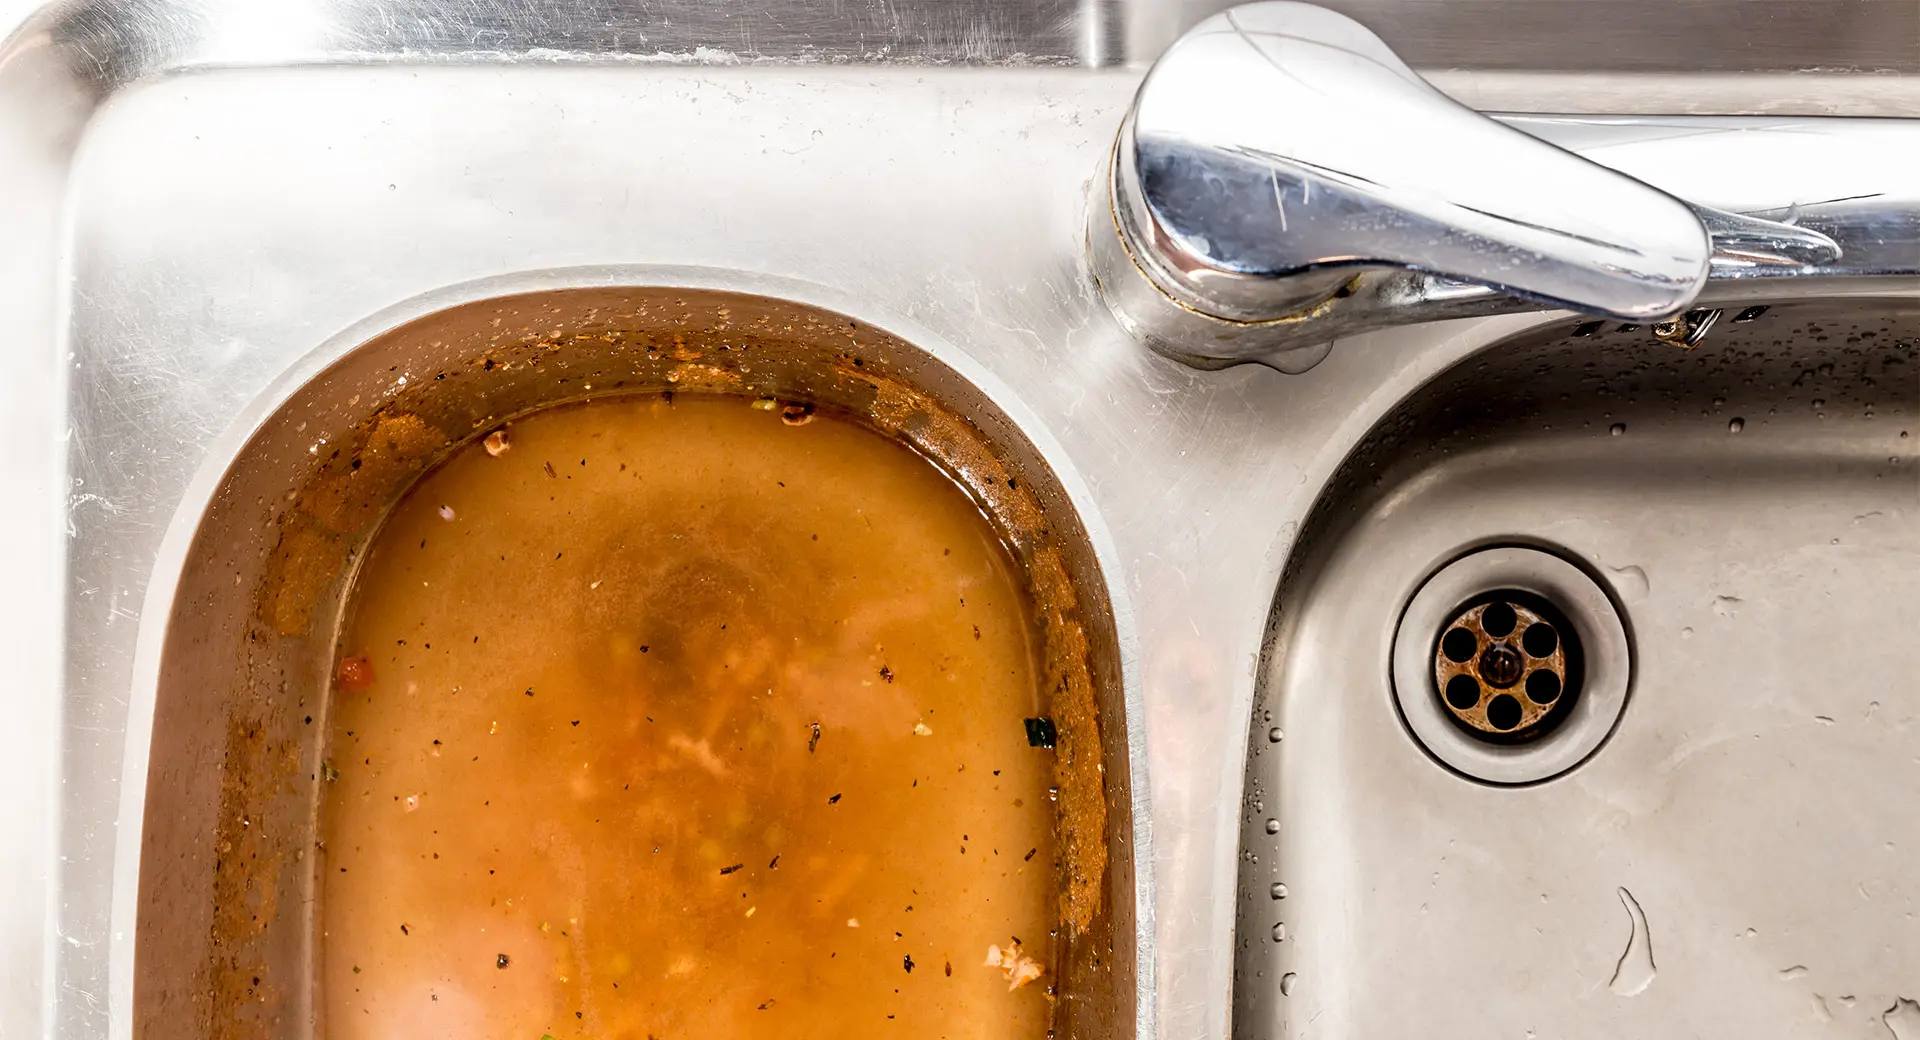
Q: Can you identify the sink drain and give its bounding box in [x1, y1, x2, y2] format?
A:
[1434, 593, 1579, 742]
[1393, 547, 1630, 784]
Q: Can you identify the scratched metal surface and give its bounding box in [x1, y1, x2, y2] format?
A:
[4, 1, 1920, 1039]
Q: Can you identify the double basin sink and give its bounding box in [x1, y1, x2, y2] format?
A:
[2, 1, 1914, 1037]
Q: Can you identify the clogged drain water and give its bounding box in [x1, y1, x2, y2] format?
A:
[320, 394, 1062, 1038]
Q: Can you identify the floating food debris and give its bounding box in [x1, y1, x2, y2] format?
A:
[336, 653, 374, 692]
[983, 940, 1045, 990]
[1023, 717, 1057, 748]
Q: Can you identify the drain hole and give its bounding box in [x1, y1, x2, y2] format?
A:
[1445, 674, 1482, 710]
[1441, 627, 1478, 663]
[1478, 645, 1524, 688]
[1431, 590, 1583, 744]
[1526, 669, 1562, 704]
[1480, 601, 1517, 637]
[1396, 548, 1629, 783]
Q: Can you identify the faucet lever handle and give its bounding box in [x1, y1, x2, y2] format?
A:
[1109, 1, 1712, 326]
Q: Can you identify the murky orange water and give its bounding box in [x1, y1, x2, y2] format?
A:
[320, 394, 1056, 1039]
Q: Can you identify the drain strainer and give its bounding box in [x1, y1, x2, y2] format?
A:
[1434, 594, 1578, 740]
[1393, 547, 1630, 785]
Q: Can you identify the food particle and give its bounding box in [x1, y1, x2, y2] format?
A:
[983, 941, 1045, 990]
[750, 398, 778, 411]
[336, 654, 375, 691]
[780, 402, 816, 426]
[913, 722, 933, 736]
[1023, 717, 1057, 748]
[482, 429, 511, 456]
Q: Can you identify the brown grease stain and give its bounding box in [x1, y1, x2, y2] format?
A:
[260, 413, 442, 636]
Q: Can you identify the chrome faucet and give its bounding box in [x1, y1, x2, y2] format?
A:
[1092, 1, 1920, 369]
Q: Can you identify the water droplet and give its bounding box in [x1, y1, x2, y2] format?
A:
[1713, 595, 1741, 619]
[1271, 923, 1287, 942]
[1268, 726, 1284, 743]
[1680, 626, 1694, 639]
[1279, 972, 1298, 996]
[1607, 887, 1657, 997]
[1610, 423, 1627, 437]
[1727, 417, 1745, 433]
[1608, 564, 1649, 601]
[1777, 965, 1808, 981]
[1886, 998, 1920, 1040]
[1712, 397, 1726, 408]
[1265, 819, 1280, 835]
[1270, 882, 1288, 900]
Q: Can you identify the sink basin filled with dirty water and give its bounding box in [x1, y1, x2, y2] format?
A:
[132, 287, 1134, 1040]
[326, 394, 1065, 1037]
[1237, 300, 1917, 1039]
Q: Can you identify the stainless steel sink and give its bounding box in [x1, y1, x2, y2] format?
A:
[4, 1, 1919, 1039]
[1237, 302, 1917, 1038]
